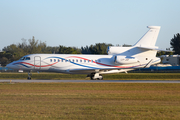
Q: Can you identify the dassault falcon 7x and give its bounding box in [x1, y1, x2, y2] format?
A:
[7, 26, 162, 80]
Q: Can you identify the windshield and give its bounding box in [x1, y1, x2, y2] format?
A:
[20, 57, 25, 60]
[20, 57, 30, 60]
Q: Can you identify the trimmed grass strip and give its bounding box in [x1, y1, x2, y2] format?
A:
[0, 83, 180, 119]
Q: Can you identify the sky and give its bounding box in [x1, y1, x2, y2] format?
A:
[1, 0, 180, 51]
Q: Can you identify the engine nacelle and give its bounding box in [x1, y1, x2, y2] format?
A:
[114, 56, 139, 65]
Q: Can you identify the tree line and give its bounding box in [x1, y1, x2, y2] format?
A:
[1, 33, 180, 66]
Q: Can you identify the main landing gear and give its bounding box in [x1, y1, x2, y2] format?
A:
[27, 71, 32, 80]
[87, 73, 103, 80]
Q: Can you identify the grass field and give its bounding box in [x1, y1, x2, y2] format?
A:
[1, 72, 180, 80]
[0, 83, 180, 119]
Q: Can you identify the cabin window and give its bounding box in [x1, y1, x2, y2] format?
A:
[66, 59, 68, 62]
[76, 59, 78, 62]
[54, 59, 56, 62]
[92, 60, 93, 63]
[58, 59, 60, 62]
[50, 59, 52, 62]
[146, 58, 148, 60]
[72, 59, 74, 62]
[84, 60, 86, 62]
[80, 60, 82, 62]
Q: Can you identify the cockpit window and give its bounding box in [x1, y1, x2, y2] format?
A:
[25, 57, 30, 60]
[20, 57, 25, 60]
[20, 57, 30, 60]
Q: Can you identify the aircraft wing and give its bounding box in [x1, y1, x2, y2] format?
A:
[67, 68, 135, 74]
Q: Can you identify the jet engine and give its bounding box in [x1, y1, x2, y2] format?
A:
[113, 55, 139, 65]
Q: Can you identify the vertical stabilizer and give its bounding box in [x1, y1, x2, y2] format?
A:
[133, 26, 161, 48]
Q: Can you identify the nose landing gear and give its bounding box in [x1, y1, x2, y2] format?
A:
[27, 71, 32, 80]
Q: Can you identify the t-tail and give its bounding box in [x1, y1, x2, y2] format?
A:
[133, 26, 161, 58]
[132, 26, 161, 68]
[133, 26, 161, 49]
[108, 26, 161, 68]
[132, 26, 161, 67]
[108, 26, 161, 56]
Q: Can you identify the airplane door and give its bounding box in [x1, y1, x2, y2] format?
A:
[34, 56, 41, 69]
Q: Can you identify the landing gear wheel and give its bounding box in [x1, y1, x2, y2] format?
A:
[89, 73, 95, 80]
[89, 73, 103, 80]
[100, 75, 103, 80]
[27, 71, 32, 80]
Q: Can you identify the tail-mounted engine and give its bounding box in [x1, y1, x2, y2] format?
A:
[113, 55, 139, 65]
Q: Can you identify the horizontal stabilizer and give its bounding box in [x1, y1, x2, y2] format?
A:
[137, 46, 174, 52]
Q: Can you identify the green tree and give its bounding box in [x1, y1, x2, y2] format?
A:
[170, 33, 180, 54]
[28, 36, 41, 54]
[81, 43, 112, 54]
[81, 46, 91, 54]
[0, 57, 9, 66]
[59, 45, 81, 54]
[156, 51, 173, 57]
[2, 36, 49, 66]
[2, 44, 24, 61]
[46, 46, 59, 54]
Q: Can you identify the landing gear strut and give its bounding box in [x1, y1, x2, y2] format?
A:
[27, 71, 32, 80]
[88, 73, 103, 80]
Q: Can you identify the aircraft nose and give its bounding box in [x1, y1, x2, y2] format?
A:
[6, 63, 13, 69]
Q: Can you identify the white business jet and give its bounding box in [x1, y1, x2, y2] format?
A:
[7, 26, 162, 80]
